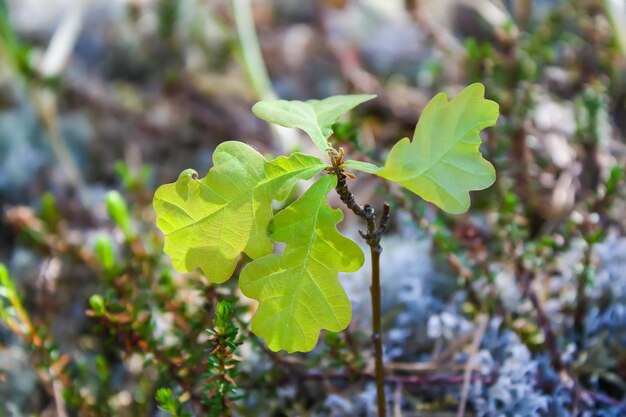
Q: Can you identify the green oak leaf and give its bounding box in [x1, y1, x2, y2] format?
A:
[342, 159, 382, 174]
[252, 94, 376, 153]
[239, 174, 364, 353]
[308, 94, 376, 136]
[252, 100, 326, 152]
[153, 141, 326, 283]
[375, 83, 498, 214]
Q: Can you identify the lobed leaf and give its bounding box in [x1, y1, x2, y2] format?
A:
[252, 100, 328, 152]
[252, 94, 376, 153]
[307, 94, 377, 135]
[375, 83, 498, 214]
[153, 141, 326, 283]
[342, 159, 382, 174]
[239, 175, 364, 353]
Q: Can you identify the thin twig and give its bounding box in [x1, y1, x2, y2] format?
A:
[406, 0, 466, 56]
[370, 246, 386, 416]
[457, 314, 488, 417]
[517, 268, 594, 411]
[334, 165, 390, 417]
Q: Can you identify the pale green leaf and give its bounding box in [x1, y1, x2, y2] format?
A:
[239, 175, 364, 353]
[252, 100, 328, 152]
[343, 159, 382, 174]
[252, 94, 376, 153]
[376, 83, 498, 214]
[308, 94, 376, 137]
[153, 141, 326, 283]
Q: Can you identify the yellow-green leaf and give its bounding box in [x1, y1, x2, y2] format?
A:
[252, 94, 376, 153]
[342, 159, 382, 174]
[153, 141, 326, 283]
[308, 94, 376, 136]
[239, 175, 364, 353]
[252, 100, 328, 152]
[376, 83, 498, 214]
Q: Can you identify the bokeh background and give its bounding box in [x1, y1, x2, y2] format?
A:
[2, 0, 626, 416]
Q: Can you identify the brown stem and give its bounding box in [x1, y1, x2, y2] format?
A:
[370, 246, 386, 416]
[519, 271, 567, 374]
[334, 169, 390, 416]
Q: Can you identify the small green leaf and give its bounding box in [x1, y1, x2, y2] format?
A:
[94, 235, 116, 273]
[252, 94, 376, 153]
[89, 295, 106, 317]
[343, 159, 382, 174]
[105, 191, 132, 235]
[214, 300, 234, 334]
[155, 388, 191, 417]
[0, 263, 16, 297]
[40, 192, 60, 230]
[308, 94, 376, 136]
[0, 263, 10, 287]
[253, 100, 328, 152]
[240, 175, 364, 353]
[605, 165, 624, 197]
[0, 264, 9, 319]
[153, 141, 326, 283]
[155, 387, 173, 406]
[377, 83, 498, 214]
